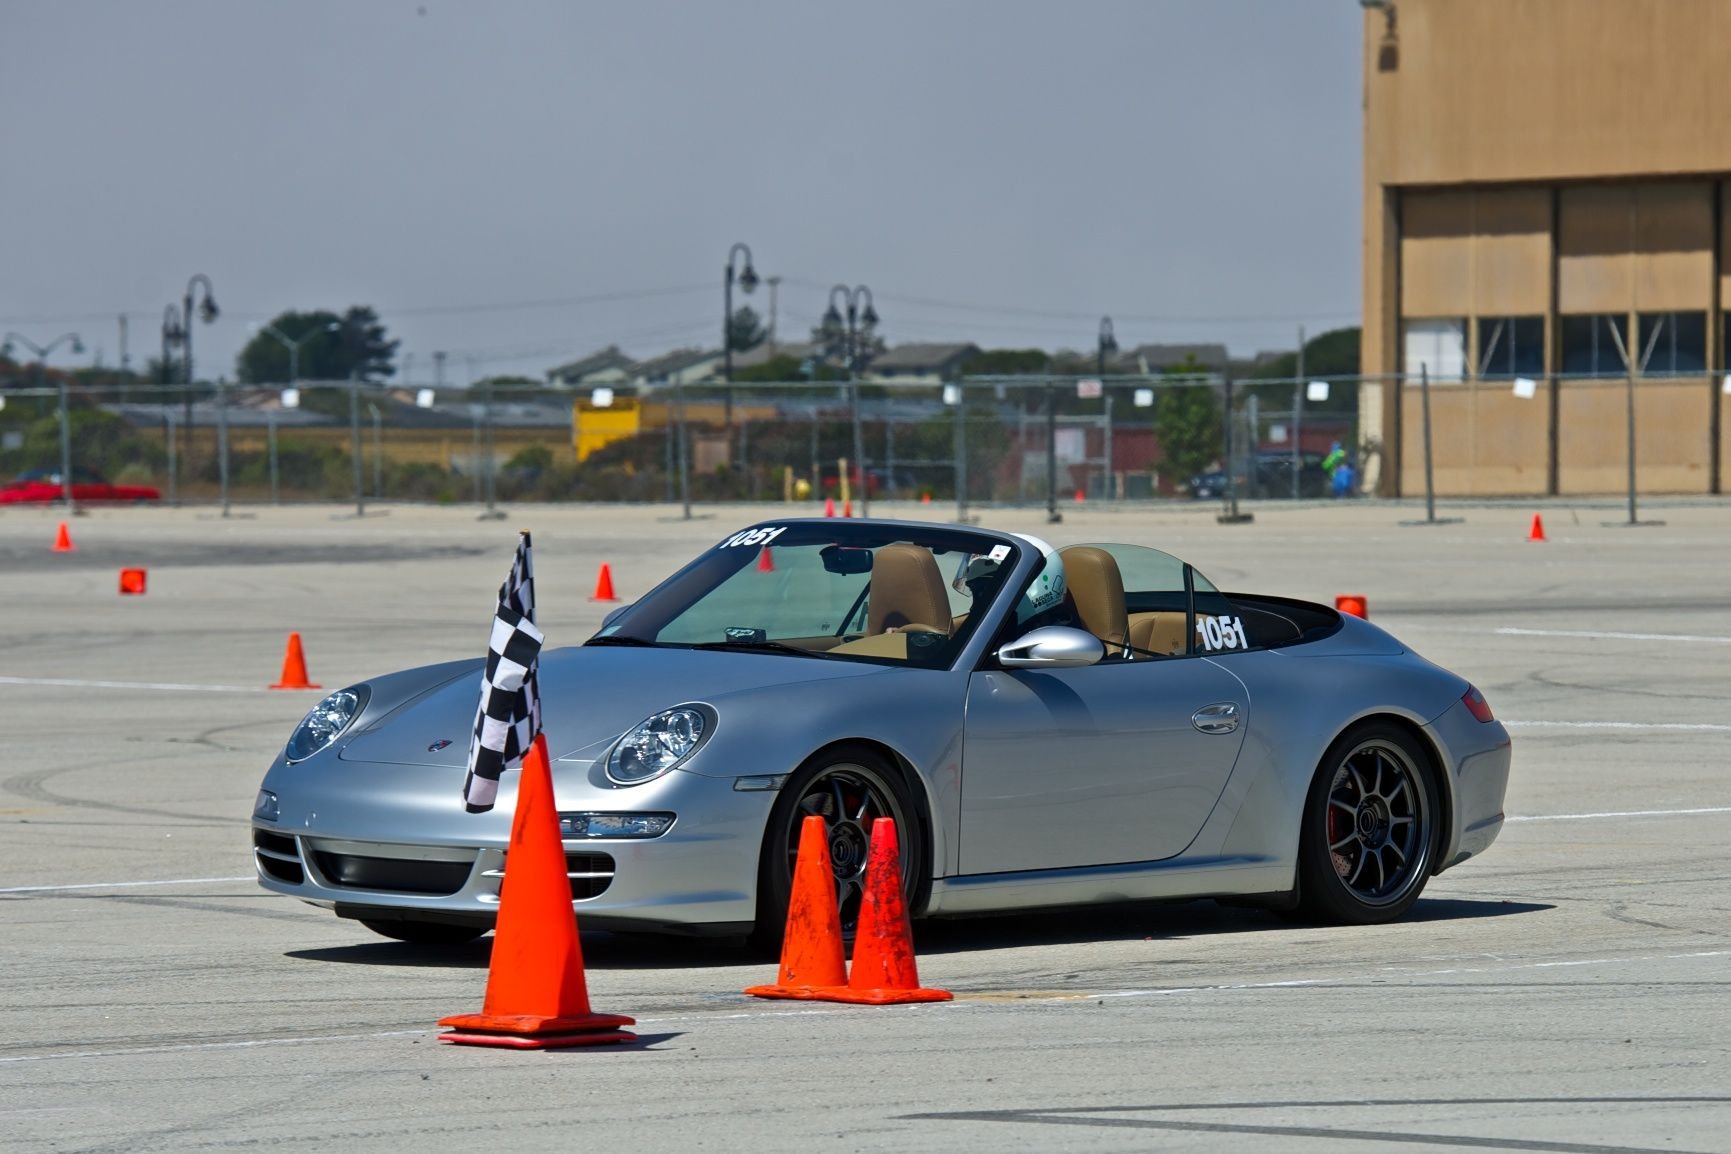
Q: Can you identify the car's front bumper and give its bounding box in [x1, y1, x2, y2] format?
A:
[252, 760, 776, 934]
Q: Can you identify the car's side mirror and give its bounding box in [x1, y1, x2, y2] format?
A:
[996, 626, 1104, 669]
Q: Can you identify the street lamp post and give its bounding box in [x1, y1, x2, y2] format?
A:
[3, 331, 85, 512]
[722, 242, 759, 435]
[822, 284, 879, 517]
[171, 276, 218, 498]
[252, 320, 339, 387]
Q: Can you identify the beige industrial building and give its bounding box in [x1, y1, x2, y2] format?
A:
[1361, 0, 1731, 496]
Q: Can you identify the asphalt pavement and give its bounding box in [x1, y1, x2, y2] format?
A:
[1, 499, 1727, 1154]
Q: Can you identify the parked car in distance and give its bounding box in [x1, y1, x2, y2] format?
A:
[0, 468, 161, 505]
[1187, 470, 1228, 500]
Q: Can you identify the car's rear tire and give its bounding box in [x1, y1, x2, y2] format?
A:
[752, 745, 924, 953]
[1296, 721, 1441, 925]
[358, 917, 487, 945]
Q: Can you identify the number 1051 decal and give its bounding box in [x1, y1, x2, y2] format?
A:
[1196, 614, 1249, 651]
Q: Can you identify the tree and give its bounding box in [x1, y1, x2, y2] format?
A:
[1154, 354, 1223, 483]
[727, 306, 766, 353]
[1246, 326, 1360, 413]
[235, 306, 400, 384]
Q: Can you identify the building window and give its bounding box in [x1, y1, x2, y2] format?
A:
[1477, 316, 1545, 378]
[1635, 313, 1706, 376]
[1403, 319, 1466, 382]
[1560, 315, 1629, 378]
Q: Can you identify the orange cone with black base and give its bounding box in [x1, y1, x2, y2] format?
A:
[440, 734, 636, 1048]
[744, 815, 849, 1000]
[268, 632, 321, 690]
[52, 522, 74, 552]
[811, 819, 950, 1005]
[590, 563, 619, 602]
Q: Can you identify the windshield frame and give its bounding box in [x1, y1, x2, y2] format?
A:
[587, 519, 1031, 672]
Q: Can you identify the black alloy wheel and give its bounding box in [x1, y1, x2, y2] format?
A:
[755, 746, 922, 950]
[1297, 722, 1440, 924]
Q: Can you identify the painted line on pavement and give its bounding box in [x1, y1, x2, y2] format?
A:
[0, 675, 276, 693]
[5, 950, 1727, 1064]
[1494, 627, 1731, 644]
[0, 875, 253, 895]
[1504, 720, 1731, 733]
[1507, 806, 1731, 823]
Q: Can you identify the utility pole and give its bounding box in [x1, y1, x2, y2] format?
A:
[766, 275, 781, 353]
[1292, 325, 1304, 499]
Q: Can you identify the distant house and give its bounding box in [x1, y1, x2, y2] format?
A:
[631, 347, 724, 389]
[1118, 343, 1230, 375]
[546, 346, 636, 387]
[861, 343, 981, 384]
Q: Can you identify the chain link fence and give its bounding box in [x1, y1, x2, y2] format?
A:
[0, 374, 1366, 514]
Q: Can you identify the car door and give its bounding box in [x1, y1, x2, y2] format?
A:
[960, 656, 1247, 874]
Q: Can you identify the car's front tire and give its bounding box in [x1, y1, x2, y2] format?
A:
[1296, 722, 1441, 925]
[753, 745, 924, 951]
[358, 917, 487, 945]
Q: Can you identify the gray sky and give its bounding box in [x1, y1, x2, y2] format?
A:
[1, 0, 1363, 381]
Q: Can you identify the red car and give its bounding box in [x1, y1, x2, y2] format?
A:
[0, 469, 160, 505]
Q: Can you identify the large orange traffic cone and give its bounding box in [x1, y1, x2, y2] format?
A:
[823, 497, 836, 518]
[52, 522, 74, 552]
[1528, 513, 1546, 542]
[811, 819, 950, 1005]
[590, 563, 619, 602]
[440, 735, 636, 1048]
[744, 815, 849, 1000]
[268, 632, 321, 690]
[758, 546, 775, 573]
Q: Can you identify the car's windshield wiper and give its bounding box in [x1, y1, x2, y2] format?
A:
[687, 639, 836, 659]
[583, 635, 661, 648]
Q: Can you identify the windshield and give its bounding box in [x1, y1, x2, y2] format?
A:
[592, 522, 1021, 668]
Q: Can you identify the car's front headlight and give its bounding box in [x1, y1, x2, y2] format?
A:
[285, 686, 369, 763]
[606, 705, 712, 785]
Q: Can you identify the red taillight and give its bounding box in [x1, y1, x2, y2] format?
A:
[1462, 684, 1495, 723]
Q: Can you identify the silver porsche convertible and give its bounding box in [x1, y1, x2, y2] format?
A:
[252, 518, 1511, 945]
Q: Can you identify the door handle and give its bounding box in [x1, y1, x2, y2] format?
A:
[1191, 702, 1240, 734]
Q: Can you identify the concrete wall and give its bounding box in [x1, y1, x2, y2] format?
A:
[1399, 381, 1549, 497]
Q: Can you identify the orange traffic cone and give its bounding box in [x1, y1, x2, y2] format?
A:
[440, 734, 636, 1048]
[268, 632, 321, 690]
[811, 819, 950, 1005]
[758, 546, 775, 573]
[823, 497, 836, 518]
[119, 568, 147, 595]
[842, 499, 853, 518]
[744, 815, 849, 1000]
[1528, 513, 1546, 542]
[920, 492, 932, 504]
[590, 563, 619, 602]
[52, 522, 74, 552]
[1335, 594, 1368, 619]
[1074, 488, 1085, 504]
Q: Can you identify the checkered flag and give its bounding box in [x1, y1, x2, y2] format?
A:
[462, 531, 544, 814]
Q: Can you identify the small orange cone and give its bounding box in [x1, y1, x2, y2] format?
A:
[810, 819, 950, 1005]
[119, 568, 147, 595]
[590, 563, 619, 602]
[758, 546, 775, 572]
[1074, 488, 1086, 503]
[1335, 594, 1368, 619]
[268, 632, 321, 690]
[1528, 513, 1546, 542]
[52, 522, 74, 552]
[842, 499, 853, 518]
[440, 735, 636, 1048]
[823, 497, 836, 518]
[744, 815, 849, 1000]
[920, 492, 932, 504]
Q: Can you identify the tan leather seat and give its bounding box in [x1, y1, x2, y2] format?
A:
[1059, 545, 1128, 656]
[867, 544, 952, 634]
[1129, 611, 1188, 656]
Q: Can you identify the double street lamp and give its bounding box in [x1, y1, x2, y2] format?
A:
[163, 275, 219, 503]
[821, 284, 879, 517]
[1, 331, 85, 512]
[722, 242, 759, 434]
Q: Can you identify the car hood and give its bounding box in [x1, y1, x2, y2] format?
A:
[338, 643, 895, 769]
